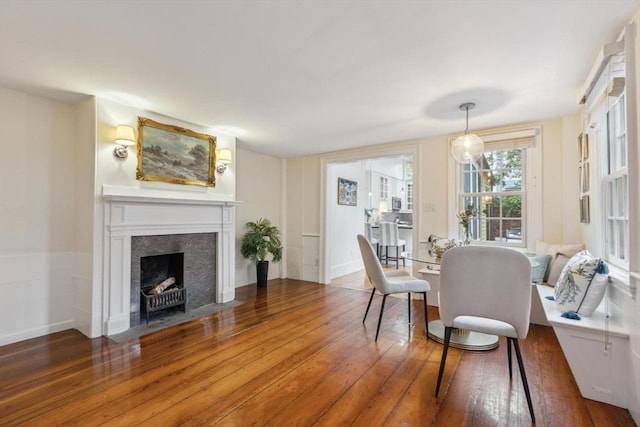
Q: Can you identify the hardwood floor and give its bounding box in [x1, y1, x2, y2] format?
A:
[0, 273, 635, 426]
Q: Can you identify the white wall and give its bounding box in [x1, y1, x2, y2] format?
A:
[327, 162, 367, 279]
[73, 97, 97, 337]
[235, 147, 283, 286]
[0, 86, 77, 345]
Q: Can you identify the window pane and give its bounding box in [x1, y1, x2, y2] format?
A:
[503, 195, 522, 218]
[485, 219, 502, 242]
[618, 221, 626, 260]
[405, 162, 413, 180]
[505, 220, 522, 242]
[608, 181, 615, 215]
[607, 220, 615, 255]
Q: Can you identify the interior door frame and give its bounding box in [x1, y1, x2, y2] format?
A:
[319, 144, 421, 284]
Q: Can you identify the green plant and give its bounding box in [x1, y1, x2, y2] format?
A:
[240, 218, 283, 263]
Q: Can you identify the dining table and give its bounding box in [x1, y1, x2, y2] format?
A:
[403, 247, 500, 350]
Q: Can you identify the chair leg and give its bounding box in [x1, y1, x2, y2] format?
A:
[507, 337, 513, 379]
[402, 244, 406, 267]
[407, 293, 411, 323]
[422, 292, 429, 339]
[375, 294, 388, 342]
[513, 338, 536, 424]
[395, 246, 399, 269]
[363, 288, 376, 323]
[435, 326, 453, 396]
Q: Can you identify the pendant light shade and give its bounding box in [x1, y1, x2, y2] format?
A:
[451, 103, 484, 164]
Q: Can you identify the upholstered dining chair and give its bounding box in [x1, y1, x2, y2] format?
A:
[363, 222, 379, 258]
[379, 222, 406, 269]
[357, 234, 430, 342]
[435, 246, 535, 423]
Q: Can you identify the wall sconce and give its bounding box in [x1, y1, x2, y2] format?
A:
[216, 149, 233, 174]
[113, 125, 136, 159]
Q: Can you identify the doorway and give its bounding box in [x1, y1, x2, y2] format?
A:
[320, 145, 420, 284]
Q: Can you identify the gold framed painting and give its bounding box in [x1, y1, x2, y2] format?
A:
[136, 117, 217, 187]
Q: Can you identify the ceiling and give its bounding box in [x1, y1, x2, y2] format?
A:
[0, 1, 638, 158]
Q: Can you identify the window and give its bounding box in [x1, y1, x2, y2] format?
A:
[380, 176, 388, 200]
[584, 41, 631, 280]
[459, 147, 525, 246]
[406, 183, 414, 211]
[449, 127, 540, 250]
[603, 94, 629, 269]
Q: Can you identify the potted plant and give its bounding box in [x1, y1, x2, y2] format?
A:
[240, 218, 283, 287]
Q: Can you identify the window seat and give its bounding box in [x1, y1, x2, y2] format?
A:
[535, 284, 630, 408]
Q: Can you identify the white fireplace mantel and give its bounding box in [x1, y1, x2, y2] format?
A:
[102, 185, 238, 335]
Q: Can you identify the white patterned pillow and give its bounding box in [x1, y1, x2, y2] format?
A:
[554, 251, 608, 317]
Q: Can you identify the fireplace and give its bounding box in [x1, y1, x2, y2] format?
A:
[103, 185, 237, 336]
[130, 233, 216, 324]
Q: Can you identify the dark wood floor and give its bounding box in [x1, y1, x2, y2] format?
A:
[0, 274, 635, 426]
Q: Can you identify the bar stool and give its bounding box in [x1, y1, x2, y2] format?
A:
[379, 222, 406, 269]
[363, 223, 379, 258]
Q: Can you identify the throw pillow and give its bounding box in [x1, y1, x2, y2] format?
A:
[535, 241, 585, 282]
[547, 253, 571, 287]
[526, 254, 552, 285]
[554, 251, 609, 317]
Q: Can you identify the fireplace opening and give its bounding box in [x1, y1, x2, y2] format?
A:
[130, 233, 217, 327]
[139, 252, 186, 324]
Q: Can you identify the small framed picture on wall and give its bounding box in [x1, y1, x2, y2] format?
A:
[337, 177, 357, 206]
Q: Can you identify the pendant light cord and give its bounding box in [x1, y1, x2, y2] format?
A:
[465, 105, 470, 134]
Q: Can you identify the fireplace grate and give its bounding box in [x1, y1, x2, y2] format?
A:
[140, 287, 186, 324]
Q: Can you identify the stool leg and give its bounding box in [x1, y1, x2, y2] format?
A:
[396, 246, 400, 270]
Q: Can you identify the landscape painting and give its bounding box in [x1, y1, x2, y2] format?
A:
[136, 117, 217, 187]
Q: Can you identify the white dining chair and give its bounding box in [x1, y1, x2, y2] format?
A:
[435, 245, 535, 423]
[357, 234, 430, 341]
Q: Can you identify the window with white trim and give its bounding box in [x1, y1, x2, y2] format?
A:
[459, 143, 527, 246]
[604, 94, 629, 269]
[450, 128, 540, 249]
[584, 44, 630, 275]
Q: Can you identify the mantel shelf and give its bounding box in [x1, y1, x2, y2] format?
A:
[102, 184, 241, 206]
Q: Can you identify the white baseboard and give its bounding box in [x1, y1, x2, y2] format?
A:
[0, 320, 74, 346]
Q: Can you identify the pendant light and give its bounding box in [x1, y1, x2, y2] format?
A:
[451, 102, 484, 164]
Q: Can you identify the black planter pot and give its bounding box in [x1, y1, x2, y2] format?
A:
[256, 260, 269, 287]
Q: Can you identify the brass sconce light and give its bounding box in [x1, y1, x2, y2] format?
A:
[216, 149, 233, 174]
[113, 125, 136, 159]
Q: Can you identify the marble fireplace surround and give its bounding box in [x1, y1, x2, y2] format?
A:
[102, 185, 237, 336]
